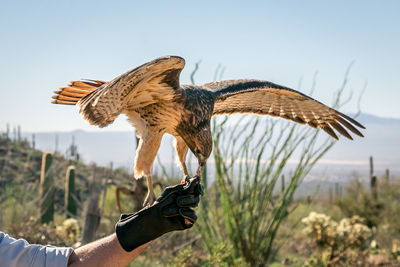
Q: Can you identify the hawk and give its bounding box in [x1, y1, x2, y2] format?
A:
[52, 56, 365, 206]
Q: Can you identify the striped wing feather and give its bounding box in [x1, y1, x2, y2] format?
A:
[78, 56, 185, 127]
[204, 79, 365, 140]
[52, 80, 104, 105]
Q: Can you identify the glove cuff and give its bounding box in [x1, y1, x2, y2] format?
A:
[115, 209, 163, 252]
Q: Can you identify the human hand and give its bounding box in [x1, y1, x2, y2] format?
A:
[115, 176, 203, 252]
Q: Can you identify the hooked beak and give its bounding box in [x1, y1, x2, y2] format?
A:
[197, 153, 207, 166]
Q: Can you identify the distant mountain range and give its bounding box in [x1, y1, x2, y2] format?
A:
[317, 113, 400, 176]
[21, 113, 400, 182]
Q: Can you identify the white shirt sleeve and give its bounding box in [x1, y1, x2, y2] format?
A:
[0, 231, 74, 267]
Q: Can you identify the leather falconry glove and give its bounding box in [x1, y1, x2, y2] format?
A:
[115, 176, 204, 252]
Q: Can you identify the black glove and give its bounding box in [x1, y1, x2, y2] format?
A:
[115, 176, 204, 252]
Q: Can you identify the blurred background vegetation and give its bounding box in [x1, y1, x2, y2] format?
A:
[1, 117, 400, 266]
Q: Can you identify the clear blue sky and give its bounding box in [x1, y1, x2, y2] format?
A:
[1, 0, 399, 132]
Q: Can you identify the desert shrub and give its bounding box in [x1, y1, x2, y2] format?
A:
[300, 212, 399, 266]
[302, 212, 338, 248]
[336, 176, 400, 251]
[56, 218, 81, 246]
[336, 216, 372, 248]
[168, 242, 247, 267]
[391, 239, 400, 263]
[335, 178, 383, 228]
[6, 216, 72, 247]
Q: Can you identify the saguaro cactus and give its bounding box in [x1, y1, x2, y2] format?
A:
[65, 166, 77, 218]
[82, 166, 101, 244]
[369, 156, 378, 199]
[335, 182, 340, 199]
[40, 152, 54, 223]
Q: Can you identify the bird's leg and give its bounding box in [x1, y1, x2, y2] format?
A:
[181, 162, 190, 181]
[143, 175, 156, 206]
[196, 164, 202, 183]
[196, 165, 201, 176]
[133, 132, 163, 207]
[174, 136, 190, 181]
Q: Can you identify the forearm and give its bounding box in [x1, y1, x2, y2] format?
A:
[68, 233, 150, 267]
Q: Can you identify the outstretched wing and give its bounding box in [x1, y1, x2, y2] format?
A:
[203, 79, 365, 140]
[78, 56, 185, 127]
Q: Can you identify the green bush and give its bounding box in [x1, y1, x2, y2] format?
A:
[302, 212, 372, 266]
[335, 178, 383, 228]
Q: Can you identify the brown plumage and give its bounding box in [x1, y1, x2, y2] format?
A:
[52, 56, 365, 206]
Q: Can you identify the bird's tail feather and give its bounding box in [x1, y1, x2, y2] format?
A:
[52, 80, 105, 105]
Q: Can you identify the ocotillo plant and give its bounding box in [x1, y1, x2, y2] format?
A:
[196, 114, 336, 265]
[39, 152, 54, 223]
[65, 165, 77, 218]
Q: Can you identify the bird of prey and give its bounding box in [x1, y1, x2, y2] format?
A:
[52, 56, 365, 206]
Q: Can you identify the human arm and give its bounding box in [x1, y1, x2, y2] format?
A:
[67, 234, 149, 267]
[0, 231, 73, 266]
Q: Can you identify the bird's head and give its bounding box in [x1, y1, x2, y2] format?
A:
[178, 118, 213, 166]
[176, 88, 216, 166]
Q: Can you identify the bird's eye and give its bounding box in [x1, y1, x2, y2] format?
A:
[194, 148, 201, 154]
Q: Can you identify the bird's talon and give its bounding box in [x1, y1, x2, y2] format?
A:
[184, 218, 193, 226]
[143, 190, 156, 207]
